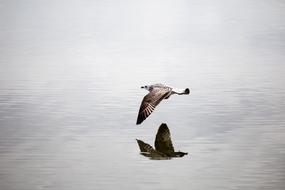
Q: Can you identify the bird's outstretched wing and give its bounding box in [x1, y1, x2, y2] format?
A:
[136, 139, 166, 157]
[154, 123, 175, 154]
[136, 88, 171, 125]
[136, 139, 154, 152]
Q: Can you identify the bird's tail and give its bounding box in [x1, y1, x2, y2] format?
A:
[172, 88, 190, 95]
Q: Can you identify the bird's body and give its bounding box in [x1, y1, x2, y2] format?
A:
[136, 123, 188, 159]
[136, 84, 190, 125]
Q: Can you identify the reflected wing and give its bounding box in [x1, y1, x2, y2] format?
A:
[136, 88, 171, 125]
[136, 139, 155, 152]
[136, 139, 166, 157]
[154, 123, 175, 154]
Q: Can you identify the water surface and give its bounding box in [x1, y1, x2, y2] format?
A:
[0, 0, 285, 189]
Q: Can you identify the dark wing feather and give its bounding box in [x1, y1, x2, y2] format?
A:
[136, 88, 171, 125]
[136, 139, 154, 152]
[136, 139, 166, 157]
[154, 123, 175, 154]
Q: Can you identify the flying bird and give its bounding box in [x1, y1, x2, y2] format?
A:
[136, 83, 190, 125]
[136, 123, 188, 159]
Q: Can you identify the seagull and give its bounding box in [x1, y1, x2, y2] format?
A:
[136, 123, 188, 159]
[136, 83, 190, 125]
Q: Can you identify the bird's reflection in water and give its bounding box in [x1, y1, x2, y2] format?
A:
[136, 123, 188, 160]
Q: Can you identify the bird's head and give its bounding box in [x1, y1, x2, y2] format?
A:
[141, 85, 151, 91]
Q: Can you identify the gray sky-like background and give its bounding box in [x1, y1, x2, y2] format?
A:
[0, 0, 285, 190]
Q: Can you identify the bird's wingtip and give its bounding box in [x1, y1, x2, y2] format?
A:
[136, 117, 143, 125]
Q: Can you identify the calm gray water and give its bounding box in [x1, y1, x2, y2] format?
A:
[0, 0, 285, 189]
